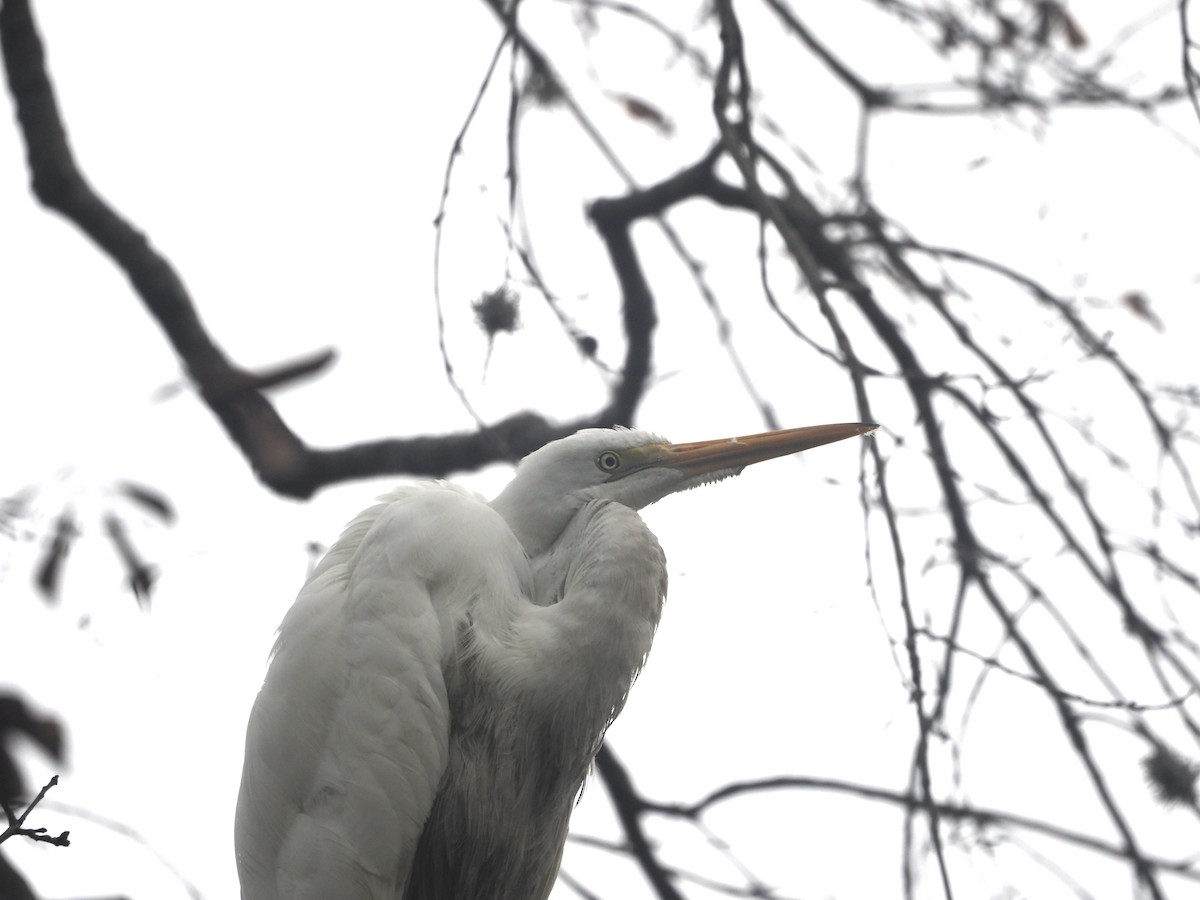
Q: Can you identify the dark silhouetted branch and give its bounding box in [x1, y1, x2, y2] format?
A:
[1, 775, 69, 848]
[594, 746, 684, 900]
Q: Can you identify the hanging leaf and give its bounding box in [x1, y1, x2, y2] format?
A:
[114, 480, 176, 524]
[1059, 9, 1088, 49]
[103, 514, 158, 610]
[1120, 291, 1164, 331]
[34, 511, 76, 604]
[612, 92, 674, 136]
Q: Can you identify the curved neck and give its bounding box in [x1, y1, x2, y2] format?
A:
[490, 484, 575, 559]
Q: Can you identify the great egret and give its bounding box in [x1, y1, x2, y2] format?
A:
[235, 422, 874, 899]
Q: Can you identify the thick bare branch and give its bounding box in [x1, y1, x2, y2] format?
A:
[0, 0, 656, 498]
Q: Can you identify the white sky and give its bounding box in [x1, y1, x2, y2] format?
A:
[2, 3, 1199, 899]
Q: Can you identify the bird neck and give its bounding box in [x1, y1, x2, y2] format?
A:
[489, 487, 577, 560]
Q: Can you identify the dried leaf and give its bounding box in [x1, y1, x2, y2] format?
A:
[115, 480, 176, 524]
[1060, 10, 1088, 49]
[1121, 291, 1164, 331]
[34, 511, 76, 604]
[103, 515, 158, 610]
[613, 93, 674, 136]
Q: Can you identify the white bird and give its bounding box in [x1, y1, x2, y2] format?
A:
[235, 422, 873, 900]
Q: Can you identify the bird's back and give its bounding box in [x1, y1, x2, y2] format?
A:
[236, 484, 526, 899]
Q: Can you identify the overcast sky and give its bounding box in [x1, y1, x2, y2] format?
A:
[3, 4, 1199, 899]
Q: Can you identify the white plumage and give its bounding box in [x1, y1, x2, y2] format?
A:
[235, 423, 872, 899]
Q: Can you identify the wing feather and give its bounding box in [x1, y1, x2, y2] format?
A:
[235, 485, 522, 900]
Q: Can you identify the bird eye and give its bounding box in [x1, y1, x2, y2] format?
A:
[596, 450, 622, 473]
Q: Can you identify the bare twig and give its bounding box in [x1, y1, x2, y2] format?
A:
[0, 775, 69, 848]
[648, 775, 1200, 882]
[594, 746, 684, 900]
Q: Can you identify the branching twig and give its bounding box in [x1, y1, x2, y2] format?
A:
[648, 775, 1200, 882]
[0, 0, 645, 499]
[0, 775, 69, 848]
[594, 746, 683, 900]
[5, 3, 1197, 899]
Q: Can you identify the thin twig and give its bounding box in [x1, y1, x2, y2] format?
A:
[0, 775, 69, 847]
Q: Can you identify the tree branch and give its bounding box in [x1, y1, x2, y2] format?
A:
[594, 746, 684, 900]
[0, 0, 656, 498]
[0, 775, 69, 848]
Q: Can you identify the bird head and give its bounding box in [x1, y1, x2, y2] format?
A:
[491, 423, 875, 557]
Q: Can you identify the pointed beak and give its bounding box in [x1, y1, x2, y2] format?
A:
[657, 422, 876, 476]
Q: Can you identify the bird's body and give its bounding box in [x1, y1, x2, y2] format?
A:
[236, 424, 872, 899]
